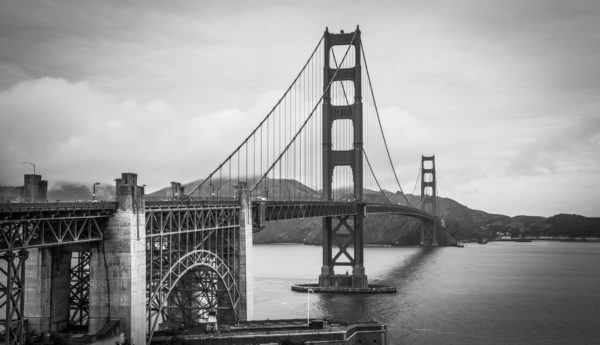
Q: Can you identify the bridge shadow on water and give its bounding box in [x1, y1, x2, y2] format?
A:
[315, 247, 441, 325]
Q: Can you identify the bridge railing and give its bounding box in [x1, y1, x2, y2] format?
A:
[250, 200, 436, 231]
[366, 203, 435, 221]
[0, 201, 116, 211]
[145, 199, 239, 209]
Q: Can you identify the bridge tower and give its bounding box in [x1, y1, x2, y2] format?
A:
[420, 155, 438, 247]
[319, 27, 368, 289]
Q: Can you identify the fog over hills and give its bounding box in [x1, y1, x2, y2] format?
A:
[0, 182, 116, 202]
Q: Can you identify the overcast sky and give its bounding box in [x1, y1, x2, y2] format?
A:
[1, 0, 598, 217]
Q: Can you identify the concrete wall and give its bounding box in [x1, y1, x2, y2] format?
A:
[237, 183, 254, 321]
[22, 174, 48, 202]
[24, 248, 71, 331]
[89, 173, 146, 345]
[23, 174, 68, 332]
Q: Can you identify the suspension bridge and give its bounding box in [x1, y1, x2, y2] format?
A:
[0, 27, 447, 344]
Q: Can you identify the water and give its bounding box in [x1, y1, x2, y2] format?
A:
[253, 241, 600, 345]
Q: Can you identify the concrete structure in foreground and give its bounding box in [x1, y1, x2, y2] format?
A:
[1, 172, 253, 344]
[88, 173, 147, 345]
[151, 319, 387, 345]
[14, 173, 147, 345]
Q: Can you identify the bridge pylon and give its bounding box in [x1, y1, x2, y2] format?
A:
[420, 155, 438, 247]
[318, 26, 369, 290]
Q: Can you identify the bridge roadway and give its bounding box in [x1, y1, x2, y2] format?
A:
[0, 200, 434, 252]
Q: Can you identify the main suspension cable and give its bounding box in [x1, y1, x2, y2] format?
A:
[361, 41, 412, 207]
[251, 30, 359, 192]
[187, 35, 325, 198]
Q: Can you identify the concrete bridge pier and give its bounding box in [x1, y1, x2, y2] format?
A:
[22, 174, 71, 332]
[22, 174, 47, 202]
[170, 181, 184, 200]
[88, 173, 146, 344]
[420, 222, 438, 247]
[237, 182, 254, 321]
[24, 248, 71, 331]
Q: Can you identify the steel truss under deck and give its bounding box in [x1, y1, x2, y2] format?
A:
[0, 202, 114, 251]
[69, 251, 91, 328]
[0, 249, 27, 345]
[0, 197, 436, 344]
[251, 201, 435, 229]
[0, 202, 113, 345]
[145, 203, 242, 339]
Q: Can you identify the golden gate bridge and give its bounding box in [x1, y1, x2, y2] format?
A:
[0, 27, 447, 344]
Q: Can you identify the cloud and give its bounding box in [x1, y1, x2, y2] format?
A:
[1, 0, 600, 216]
[0, 77, 280, 190]
[505, 114, 600, 176]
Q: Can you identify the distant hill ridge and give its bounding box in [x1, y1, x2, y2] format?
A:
[1, 178, 598, 244]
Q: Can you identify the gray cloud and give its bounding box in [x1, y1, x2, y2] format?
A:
[1, 0, 599, 216]
[0, 77, 281, 189]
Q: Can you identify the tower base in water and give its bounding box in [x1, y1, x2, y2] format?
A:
[291, 283, 396, 294]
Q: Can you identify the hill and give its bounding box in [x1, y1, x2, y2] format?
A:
[147, 177, 600, 244]
[2, 178, 598, 244]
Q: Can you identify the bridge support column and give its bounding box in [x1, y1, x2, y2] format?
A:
[237, 182, 254, 320]
[22, 174, 47, 202]
[23, 173, 72, 333]
[313, 27, 376, 292]
[170, 181, 184, 200]
[352, 204, 367, 288]
[2, 250, 28, 345]
[89, 173, 146, 344]
[420, 156, 438, 247]
[318, 217, 333, 287]
[24, 248, 71, 332]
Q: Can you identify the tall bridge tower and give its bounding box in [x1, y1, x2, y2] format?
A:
[420, 155, 438, 247]
[319, 27, 368, 289]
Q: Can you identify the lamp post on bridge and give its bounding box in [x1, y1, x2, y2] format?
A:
[92, 182, 100, 201]
[307, 288, 314, 326]
[22, 161, 35, 174]
[210, 182, 215, 200]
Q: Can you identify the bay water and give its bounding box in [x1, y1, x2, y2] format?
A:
[253, 241, 600, 344]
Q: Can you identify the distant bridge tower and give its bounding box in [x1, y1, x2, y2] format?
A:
[420, 155, 438, 247]
[319, 26, 368, 289]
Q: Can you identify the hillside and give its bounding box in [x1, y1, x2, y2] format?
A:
[147, 177, 600, 244]
[48, 183, 116, 201]
[0, 182, 116, 202]
[2, 178, 598, 244]
[0, 186, 22, 202]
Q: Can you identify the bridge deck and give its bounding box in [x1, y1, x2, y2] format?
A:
[0, 202, 115, 252]
[0, 200, 434, 251]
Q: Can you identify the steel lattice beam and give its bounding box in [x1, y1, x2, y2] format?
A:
[365, 203, 435, 222]
[249, 201, 434, 230]
[69, 251, 90, 327]
[0, 249, 27, 345]
[145, 204, 242, 341]
[0, 203, 113, 252]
